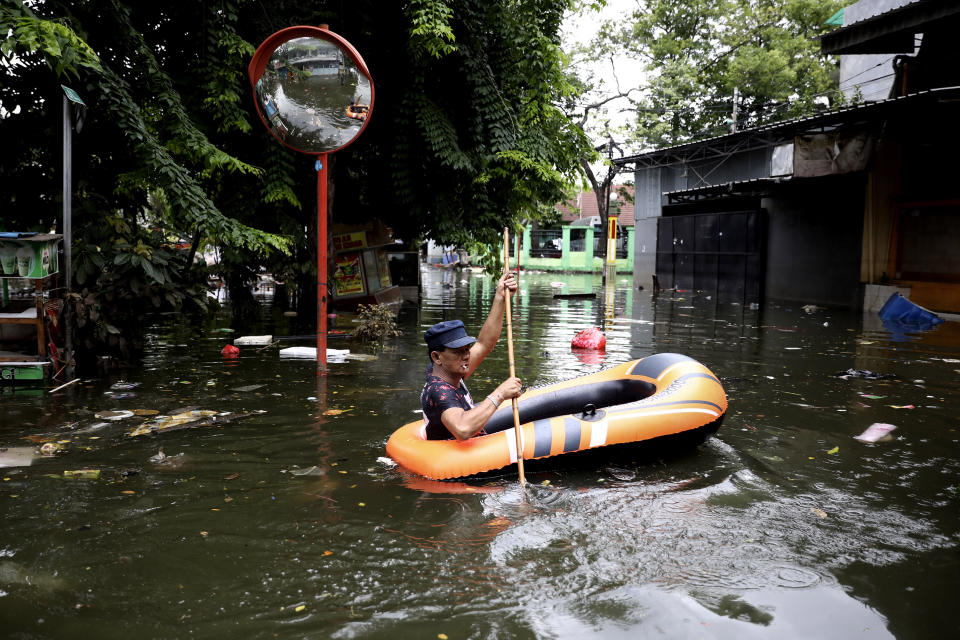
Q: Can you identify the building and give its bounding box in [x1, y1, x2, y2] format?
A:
[554, 187, 635, 229]
[617, 0, 960, 312]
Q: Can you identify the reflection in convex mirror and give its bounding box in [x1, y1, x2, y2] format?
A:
[254, 36, 372, 154]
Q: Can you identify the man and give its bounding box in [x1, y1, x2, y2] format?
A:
[421, 272, 523, 440]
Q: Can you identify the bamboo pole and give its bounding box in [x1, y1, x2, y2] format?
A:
[503, 228, 526, 487]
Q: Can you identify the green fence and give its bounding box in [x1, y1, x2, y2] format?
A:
[511, 226, 633, 273]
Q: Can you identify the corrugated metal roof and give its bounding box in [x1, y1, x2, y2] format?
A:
[614, 86, 960, 166]
[663, 177, 787, 198]
[819, 0, 960, 54]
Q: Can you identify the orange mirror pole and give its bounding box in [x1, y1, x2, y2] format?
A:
[503, 228, 526, 487]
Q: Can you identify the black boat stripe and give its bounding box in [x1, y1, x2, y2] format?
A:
[563, 417, 581, 453]
[533, 419, 552, 458]
[627, 353, 693, 379]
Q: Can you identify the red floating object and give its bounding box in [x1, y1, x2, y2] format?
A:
[571, 327, 606, 350]
[221, 344, 240, 358]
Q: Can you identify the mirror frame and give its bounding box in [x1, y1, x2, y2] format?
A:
[248, 25, 374, 155]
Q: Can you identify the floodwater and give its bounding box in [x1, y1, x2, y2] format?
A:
[2, 266, 958, 639]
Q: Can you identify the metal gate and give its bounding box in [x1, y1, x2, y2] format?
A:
[656, 210, 765, 301]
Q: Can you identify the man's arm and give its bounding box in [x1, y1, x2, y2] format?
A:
[440, 377, 522, 440]
[464, 272, 516, 379]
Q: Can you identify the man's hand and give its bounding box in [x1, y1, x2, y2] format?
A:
[496, 272, 518, 299]
[496, 376, 522, 400]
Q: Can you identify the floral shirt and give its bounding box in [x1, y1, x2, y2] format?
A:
[421, 374, 476, 440]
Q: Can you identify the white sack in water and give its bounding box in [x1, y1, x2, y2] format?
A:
[279, 347, 350, 362]
[854, 423, 896, 443]
[235, 335, 273, 345]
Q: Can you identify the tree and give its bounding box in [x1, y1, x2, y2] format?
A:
[559, 0, 843, 281]
[596, 0, 846, 148]
[1, 0, 591, 366]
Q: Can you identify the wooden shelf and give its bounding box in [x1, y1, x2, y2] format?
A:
[0, 274, 57, 358]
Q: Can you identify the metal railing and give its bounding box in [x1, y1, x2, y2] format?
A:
[529, 229, 562, 258]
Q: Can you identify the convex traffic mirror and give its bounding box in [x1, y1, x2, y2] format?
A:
[250, 30, 373, 154]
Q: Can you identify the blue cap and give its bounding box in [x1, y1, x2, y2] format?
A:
[425, 320, 476, 351]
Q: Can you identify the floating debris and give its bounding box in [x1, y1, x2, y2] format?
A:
[288, 465, 324, 476]
[39, 443, 61, 456]
[127, 410, 254, 437]
[234, 335, 273, 346]
[279, 347, 350, 361]
[835, 369, 897, 380]
[0, 447, 36, 467]
[232, 384, 266, 393]
[63, 469, 100, 480]
[344, 353, 378, 362]
[95, 410, 134, 421]
[854, 423, 897, 443]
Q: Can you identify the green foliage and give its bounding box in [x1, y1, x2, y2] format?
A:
[66, 215, 215, 364]
[407, 0, 458, 59]
[391, 0, 591, 268]
[0, 4, 101, 76]
[353, 303, 400, 348]
[595, 0, 845, 147]
[2, 0, 593, 355]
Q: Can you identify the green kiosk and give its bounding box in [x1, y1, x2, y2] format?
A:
[0, 233, 62, 382]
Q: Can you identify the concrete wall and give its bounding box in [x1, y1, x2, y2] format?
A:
[763, 175, 866, 307]
[632, 167, 662, 289]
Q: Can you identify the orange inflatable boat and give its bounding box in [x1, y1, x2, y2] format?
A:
[345, 103, 368, 120]
[386, 353, 727, 479]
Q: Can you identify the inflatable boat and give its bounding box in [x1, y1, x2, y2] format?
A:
[345, 103, 368, 120]
[386, 353, 727, 479]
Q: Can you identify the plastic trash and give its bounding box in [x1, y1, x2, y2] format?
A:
[39, 443, 61, 456]
[854, 423, 896, 443]
[232, 384, 266, 393]
[221, 344, 240, 358]
[879, 293, 944, 333]
[288, 465, 324, 476]
[95, 410, 134, 421]
[278, 347, 350, 361]
[571, 327, 606, 350]
[0, 447, 36, 467]
[835, 369, 896, 380]
[234, 335, 273, 346]
[63, 469, 100, 480]
[128, 410, 219, 437]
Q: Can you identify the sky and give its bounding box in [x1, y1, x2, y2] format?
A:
[560, 0, 648, 176]
[560, 0, 647, 130]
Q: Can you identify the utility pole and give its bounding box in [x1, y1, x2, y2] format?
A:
[61, 85, 85, 379]
[731, 87, 739, 133]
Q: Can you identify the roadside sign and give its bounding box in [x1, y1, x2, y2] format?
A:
[61, 85, 85, 105]
[1, 363, 46, 381]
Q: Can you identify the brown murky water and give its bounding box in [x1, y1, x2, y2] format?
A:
[1, 266, 958, 639]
